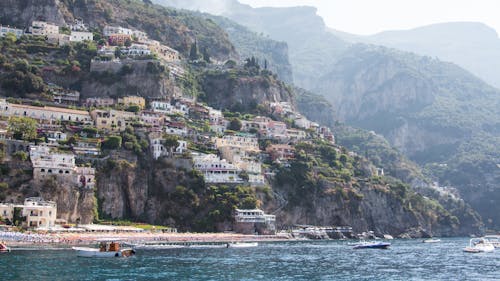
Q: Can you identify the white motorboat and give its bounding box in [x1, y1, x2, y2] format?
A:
[73, 241, 135, 257]
[423, 238, 441, 243]
[352, 241, 391, 249]
[483, 235, 500, 248]
[226, 242, 258, 248]
[463, 238, 495, 253]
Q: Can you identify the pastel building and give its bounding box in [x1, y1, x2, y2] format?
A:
[0, 197, 57, 228]
[219, 146, 264, 185]
[0, 25, 24, 38]
[0, 99, 91, 123]
[117, 96, 146, 109]
[29, 21, 59, 36]
[30, 145, 95, 189]
[70, 31, 93, 42]
[192, 153, 242, 183]
[90, 109, 137, 132]
[213, 134, 259, 152]
[149, 133, 187, 159]
[234, 209, 276, 235]
[103, 26, 133, 36]
[121, 44, 151, 57]
[85, 97, 115, 107]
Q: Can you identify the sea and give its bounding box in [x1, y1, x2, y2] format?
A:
[0, 238, 498, 280]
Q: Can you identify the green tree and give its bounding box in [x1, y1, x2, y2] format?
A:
[189, 41, 199, 61]
[8, 116, 37, 140]
[102, 136, 122, 150]
[3, 32, 17, 46]
[202, 47, 211, 63]
[228, 118, 242, 131]
[126, 105, 141, 113]
[162, 134, 179, 157]
[124, 38, 132, 47]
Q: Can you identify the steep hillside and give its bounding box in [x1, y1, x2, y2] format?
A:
[207, 15, 293, 83]
[0, 0, 238, 60]
[197, 68, 294, 112]
[337, 22, 500, 89]
[314, 44, 500, 229]
[153, 0, 348, 89]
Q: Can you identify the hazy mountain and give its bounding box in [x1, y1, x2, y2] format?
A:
[314, 44, 500, 228]
[153, 0, 349, 89]
[333, 22, 500, 89]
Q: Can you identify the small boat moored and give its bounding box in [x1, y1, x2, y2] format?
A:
[0, 242, 11, 253]
[226, 242, 258, 248]
[423, 238, 441, 243]
[463, 238, 495, 253]
[483, 235, 500, 248]
[73, 240, 135, 258]
[352, 241, 391, 249]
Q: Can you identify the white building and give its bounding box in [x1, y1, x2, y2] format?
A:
[0, 99, 91, 123]
[70, 31, 93, 42]
[30, 145, 95, 189]
[46, 131, 67, 142]
[165, 122, 188, 137]
[29, 21, 59, 36]
[219, 146, 264, 184]
[192, 153, 242, 183]
[213, 134, 259, 152]
[103, 25, 133, 37]
[0, 197, 57, 228]
[70, 18, 88, 31]
[149, 133, 187, 160]
[121, 44, 151, 56]
[0, 25, 24, 38]
[235, 209, 275, 224]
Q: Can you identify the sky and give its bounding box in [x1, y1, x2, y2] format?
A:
[238, 0, 500, 35]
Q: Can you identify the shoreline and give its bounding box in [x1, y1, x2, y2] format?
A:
[2, 231, 295, 248]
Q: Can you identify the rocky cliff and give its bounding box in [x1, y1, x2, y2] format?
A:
[198, 69, 294, 112]
[314, 44, 500, 229]
[83, 60, 176, 99]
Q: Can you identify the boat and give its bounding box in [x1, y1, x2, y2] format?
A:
[463, 238, 495, 253]
[0, 242, 10, 253]
[226, 242, 258, 248]
[72, 240, 135, 257]
[423, 238, 441, 243]
[483, 235, 500, 248]
[352, 241, 391, 249]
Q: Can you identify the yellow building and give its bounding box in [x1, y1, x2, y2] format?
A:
[118, 96, 146, 109]
[90, 109, 137, 132]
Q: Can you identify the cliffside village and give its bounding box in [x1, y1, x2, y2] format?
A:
[0, 20, 336, 234]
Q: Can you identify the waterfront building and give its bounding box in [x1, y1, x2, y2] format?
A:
[0, 197, 57, 228]
[234, 209, 276, 235]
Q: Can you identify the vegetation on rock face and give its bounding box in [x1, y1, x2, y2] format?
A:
[8, 117, 38, 141]
[313, 44, 500, 229]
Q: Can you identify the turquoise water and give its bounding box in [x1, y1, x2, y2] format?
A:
[1, 238, 498, 280]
